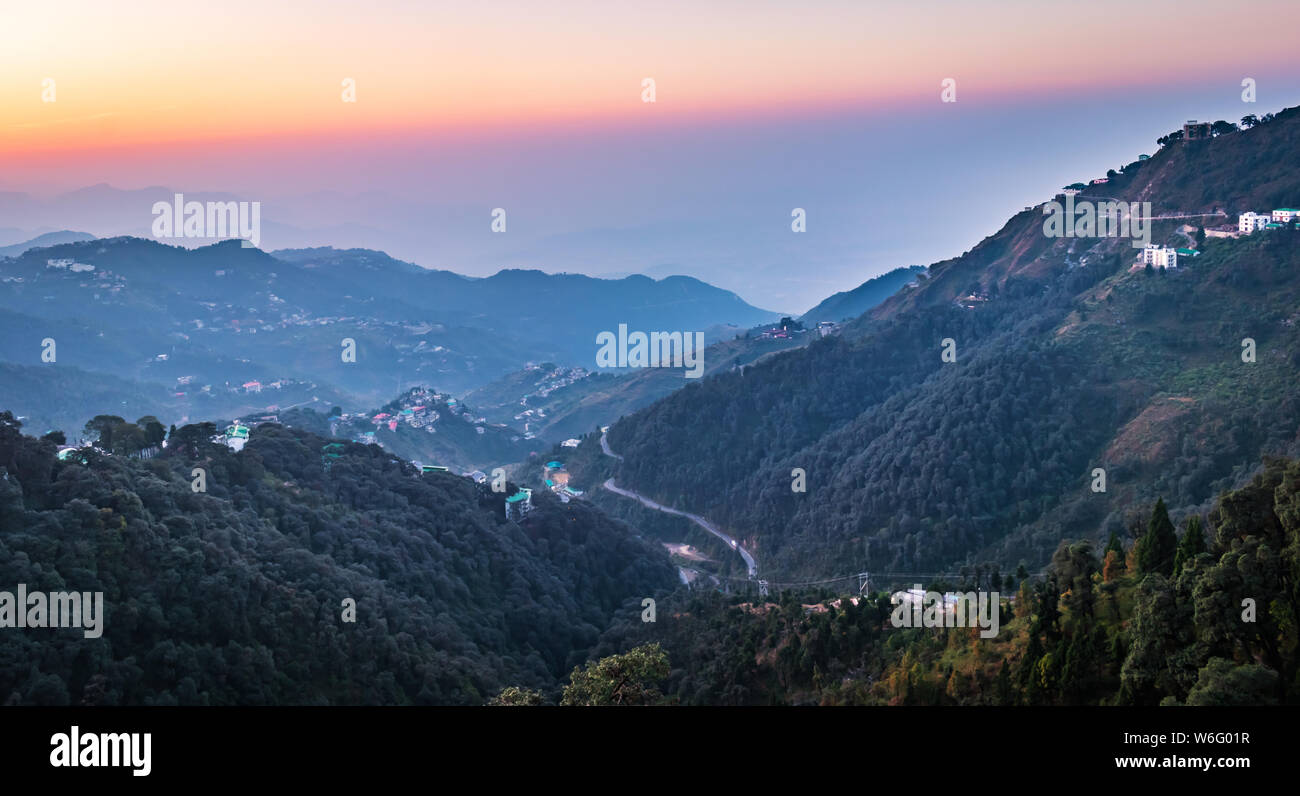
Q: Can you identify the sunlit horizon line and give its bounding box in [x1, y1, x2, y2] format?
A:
[6, 58, 1297, 169]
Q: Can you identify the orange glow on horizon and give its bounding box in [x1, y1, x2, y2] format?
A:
[3, 0, 1299, 173]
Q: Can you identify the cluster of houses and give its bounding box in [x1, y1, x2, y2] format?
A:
[329, 388, 500, 444]
[512, 407, 543, 439]
[1238, 208, 1300, 234]
[542, 460, 584, 503]
[757, 317, 836, 341]
[517, 364, 590, 404]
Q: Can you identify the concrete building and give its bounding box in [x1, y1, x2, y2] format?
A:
[1183, 120, 1212, 140]
[1240, 212, 1272, 233]
[1140, 245, 1179, 269]
[505, 488, 533, 521]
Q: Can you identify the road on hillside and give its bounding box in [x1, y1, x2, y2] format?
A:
[599, 431, 623, 461]
[600, 430, 757, 577]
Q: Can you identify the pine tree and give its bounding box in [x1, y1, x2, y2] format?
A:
[1105, 531, 1124, 558]
[1138, 498, 1177, 576]
[1102, 549, 1124, 582]
[994, 660, 1014, 705]
[1172, 515, 1206, 577]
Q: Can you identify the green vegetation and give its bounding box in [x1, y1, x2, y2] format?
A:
[586, 459, 1300, 706]
[0, 411, 675, 704]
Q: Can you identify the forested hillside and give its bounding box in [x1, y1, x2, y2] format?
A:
[0, 412, 675, 705]
[584, 458, 1300, 706]
[601, 106, 1300, 579]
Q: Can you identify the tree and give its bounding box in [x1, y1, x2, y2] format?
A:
[84, 415, 126, 451]
[1172, 515, 1206, 577]
[1241, 114, 1259, 128]
[1210, 120, 1237, 137]
[1102, 550, 1125, 582]
[489, 686, 545, 706]
[168, 422, 218, 458]
[1195, 225, 1206, 247]
[1184, 659, 1278, 706]
[1138, 498, 1177, 576]
[1105, 531, 1124, 558]
[561, 643, 670, 705]
[137, 416, 167, 448]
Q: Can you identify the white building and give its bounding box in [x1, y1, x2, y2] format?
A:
[561, 438, 581, 448]
[505, 488, 533, 521]
[1140, 245, 1179, 269]
[1272, 208, 1300, 223]
[223, 424, 249, 452]
[1239, 212, 1271, 233]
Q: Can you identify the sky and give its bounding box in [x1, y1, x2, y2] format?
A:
[3, 0, 1299, 311]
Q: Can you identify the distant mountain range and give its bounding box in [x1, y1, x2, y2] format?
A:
[0, 236, 781, 436]
[0, 230, 95, 259]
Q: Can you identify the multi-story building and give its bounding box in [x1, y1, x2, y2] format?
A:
[1140, 245, 1179, 269]
[1240, 212, 1272, 233]
[505, 488, 533, 521]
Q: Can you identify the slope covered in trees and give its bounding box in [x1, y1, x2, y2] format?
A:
[585, 458, 1300, 706]
[600, 105, 1300, 579]
[0, 412, 675, 704]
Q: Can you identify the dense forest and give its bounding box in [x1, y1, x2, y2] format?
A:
[566, 458, 1300, 706]
[0, 412, 675, 704]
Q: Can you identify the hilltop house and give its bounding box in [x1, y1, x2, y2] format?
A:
[224, 424, 250, 452]
[1237, 208, 1299, 234]
[505, 488, 533, 521]
[1240, 212, 1272, 233]
[1183, 120, 1212, 140]
[1140, 245, 1180, 269]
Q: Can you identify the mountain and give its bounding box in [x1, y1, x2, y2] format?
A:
[0, 413, 676, 704]
[591, 105, 1300, 580]
[272, 248, 783, 361]
[465, 329, 812, 442]
[0, 238, 775, 434]
[0, 230, 95, 258]
[799, 265, 926, 324]
[280, 386, 538, 472]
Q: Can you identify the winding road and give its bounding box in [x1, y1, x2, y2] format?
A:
[600, 430, 757, 577]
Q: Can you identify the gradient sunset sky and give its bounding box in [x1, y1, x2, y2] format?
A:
[3, 0, 1299, 310]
